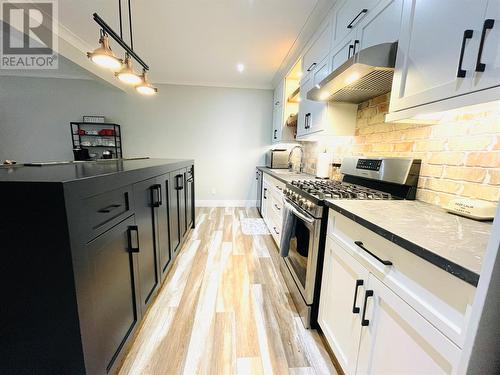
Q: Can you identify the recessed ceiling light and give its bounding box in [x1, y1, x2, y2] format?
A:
[237, 63, 245, 73]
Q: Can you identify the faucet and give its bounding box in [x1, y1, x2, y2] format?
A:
[288, 145, 304, 173]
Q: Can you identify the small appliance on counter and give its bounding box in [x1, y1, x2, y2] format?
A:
[446, 198, 496, 221]
[266, 148, 289, 169]
[73, 148, 91, 161]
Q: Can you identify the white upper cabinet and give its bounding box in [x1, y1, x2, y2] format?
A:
[302, 18, 332, 80]
[272, 81, 285, 143]
[332, 0, 380, 45]
[355, 0, 403, 51]
[471, 0, 500, 92]
[330, 0, 403, 76]
[356, 274, 461, 375]
[389, 0, 491, 113]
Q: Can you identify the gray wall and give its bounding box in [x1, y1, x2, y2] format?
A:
[0, 75, 273, 204]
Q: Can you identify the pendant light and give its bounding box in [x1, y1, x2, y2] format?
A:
[136, 70, 158, 95]
[87, 32, 122, 71]
[116, 54, 142, 85]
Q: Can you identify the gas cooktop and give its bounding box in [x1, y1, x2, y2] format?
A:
[289, 179, 393, 200]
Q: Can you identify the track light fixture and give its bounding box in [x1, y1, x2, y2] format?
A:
[136, 70, 158, 95]
[87, 0, 157, 95]
[116, 54, 142, 85]
[87, 32, 122, 70]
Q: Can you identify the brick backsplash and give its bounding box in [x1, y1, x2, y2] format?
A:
[300, 93, 500, 207]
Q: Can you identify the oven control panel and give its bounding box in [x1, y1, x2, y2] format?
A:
[356, 159, 382, 171]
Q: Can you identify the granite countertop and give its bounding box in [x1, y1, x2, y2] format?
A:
[0, 158, 193, 183]
[326, 199, 493, 286]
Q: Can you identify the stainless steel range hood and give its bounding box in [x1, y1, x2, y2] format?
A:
[307, 42, 397, 104]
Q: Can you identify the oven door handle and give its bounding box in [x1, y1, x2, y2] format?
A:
[289, 204, 315, 224]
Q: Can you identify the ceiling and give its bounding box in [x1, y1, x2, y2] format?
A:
[57, 0, 324, 89]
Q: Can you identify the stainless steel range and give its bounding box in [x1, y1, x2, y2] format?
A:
[279, 156, 421, 328]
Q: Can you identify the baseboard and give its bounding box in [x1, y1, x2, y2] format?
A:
[196, 200, 257, 207]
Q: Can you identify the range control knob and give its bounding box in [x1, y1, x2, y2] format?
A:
[299, 198, 306, 207]
[305, 201, 313, 211]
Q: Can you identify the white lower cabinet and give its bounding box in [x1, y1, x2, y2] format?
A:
[261, 173, 285, 246]
[356, 274, 460, 375]
[319, 238, 369, 374]
[319, 231, 462, 374]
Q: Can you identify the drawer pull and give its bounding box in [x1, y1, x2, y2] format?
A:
[352, 279, 364, 314]
[354, 241, 393, 266]
[151, 184, 162, 207]
[273, 227, 280, 235]
[306, 62, 317, 72]
[127, 225, 140, 253]
[457, 29, 474, 77]
[274, 204, 281, 211]
[475, 19, 495, 72]
[276, 185, 282, 191]
[361, 290, 374, 326]
[347, 9, 368, 29]
[98, 204, 122, 213]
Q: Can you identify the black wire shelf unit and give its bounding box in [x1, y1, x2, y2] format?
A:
[71, 122, 123, 160]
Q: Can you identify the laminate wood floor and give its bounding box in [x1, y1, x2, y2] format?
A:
[118, 207, 336, 375]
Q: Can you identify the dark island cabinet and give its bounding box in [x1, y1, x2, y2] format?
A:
[0, 159, 194, 375]
[133, 178, 161, 313]
[86, 215, 140, 373]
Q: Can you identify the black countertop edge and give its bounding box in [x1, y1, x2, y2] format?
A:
[325, 201, 480, 287]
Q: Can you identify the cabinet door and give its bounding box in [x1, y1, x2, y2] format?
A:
[169, 172, 181, 255]
[331, 33, 355, 73]
[390, 0, 488, 112]
[261, 182, 270, 227]
[313, 54, 332, 89]
[272, 104, 283, 143]
[356, 274, 461, 374]
[332, 0, 378, 45]
[471, 0, 500, 92]
[87, 216, 139, 373]
[319, 239, 369, 374]
[302, 19, 331, 77]
[157, 174, 172, 278]
[355, 0, 403, 51]
[133, 178, 161, 312]
[185, 166, 194, 230]
[179, 169, 187, 239]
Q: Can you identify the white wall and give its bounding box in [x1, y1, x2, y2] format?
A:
[0, 75, 273, 205]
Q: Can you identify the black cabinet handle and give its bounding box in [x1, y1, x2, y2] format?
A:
[256, 171, 259, 180]
[98, 204, 121, 213]
[274, 204, 281, 211]
[151, 184, 162, 207]
[273, 226, 280, 235]
[127, 225, 140, 253]
[457, 29, 474, 78]
[475, 19, 495, 72]
[263, 187, 267, 199]
[353, 40, 360, 55]
[352, 279, 364, 314]
[348, 44, 354, 59]
[275, 100, 280, 106]
[354, 241, 393, 266]
[175, 174, 184, 190]
[347, 9, 368, 29]
[361, 290, 374, 326]
[305, 113, 311, 129]
[274, 129, 277, 139]
[306, 62, 317, 72]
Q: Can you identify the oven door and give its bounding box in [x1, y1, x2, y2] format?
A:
[282, 200, 321, 305]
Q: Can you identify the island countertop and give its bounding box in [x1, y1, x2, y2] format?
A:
[325, 199, 493, 286]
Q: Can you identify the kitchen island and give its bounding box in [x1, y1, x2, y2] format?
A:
[0, 158, 195, 375]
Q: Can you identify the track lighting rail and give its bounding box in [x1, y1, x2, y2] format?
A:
[92, 12, 149, 71]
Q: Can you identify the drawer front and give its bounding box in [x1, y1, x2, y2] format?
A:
[84, 186, 133, 241]
[269, 209, 282, 246]
[327, 209, 475, 348]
